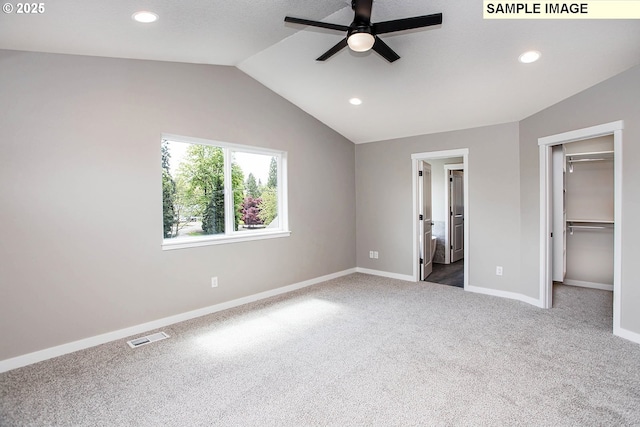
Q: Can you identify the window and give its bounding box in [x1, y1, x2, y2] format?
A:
[161, 134, 289, 250]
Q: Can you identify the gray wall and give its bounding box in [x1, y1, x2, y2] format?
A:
[0, 50, 356, 360]
[355, 123, 521, 289]
[519, 64, 640, 333]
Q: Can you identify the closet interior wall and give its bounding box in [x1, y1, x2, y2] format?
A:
[553, 135, 614, 290]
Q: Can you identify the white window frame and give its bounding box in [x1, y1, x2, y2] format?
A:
[161, 134, 290, 251]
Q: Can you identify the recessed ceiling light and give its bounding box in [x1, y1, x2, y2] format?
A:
[519, 50, 541, 64]
[132, 11, 158, 23]
[349, 97, 362, 106]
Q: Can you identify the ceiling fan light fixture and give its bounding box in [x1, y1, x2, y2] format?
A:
[347, 32, 375, 52]
[349, 97, 363, 105]
[285, 3, 443, 62]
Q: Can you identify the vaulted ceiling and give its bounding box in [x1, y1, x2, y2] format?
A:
[2, 0, 639, 143]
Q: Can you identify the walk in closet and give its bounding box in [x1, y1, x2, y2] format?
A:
[552, 135, 614, 291]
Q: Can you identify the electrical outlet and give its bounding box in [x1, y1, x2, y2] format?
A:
[496, 266, 503, 276]
[211, 277, 218, 288]
[369, 251, 374, 259]
[373, 251, 379, 259]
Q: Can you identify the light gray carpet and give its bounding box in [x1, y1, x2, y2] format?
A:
[1, 274, 639, 426]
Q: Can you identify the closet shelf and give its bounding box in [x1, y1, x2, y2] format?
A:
[566, 150, 613, 163]
[567, 220, 614, 235]
[567, 219, 614, 224]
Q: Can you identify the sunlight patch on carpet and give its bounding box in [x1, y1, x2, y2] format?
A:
[194, 298, 340, 356]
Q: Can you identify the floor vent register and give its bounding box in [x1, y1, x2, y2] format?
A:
[127, 332, 170, 348]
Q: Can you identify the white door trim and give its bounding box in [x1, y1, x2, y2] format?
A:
[420, 161, 433, 279]
[411, 149, 469, 287]
[444, 163, 464, 264]
[538, 120, 623, 336]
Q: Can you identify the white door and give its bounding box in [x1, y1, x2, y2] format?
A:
[552, 145, 567, 282]
[420, 161, 433, 279]
[450, 170, 464, 263]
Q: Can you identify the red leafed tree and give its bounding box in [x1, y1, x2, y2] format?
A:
[240, 197, 263, 228]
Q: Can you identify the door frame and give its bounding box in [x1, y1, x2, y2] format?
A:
[444, 163, 464, 265]
[538, 120, 623, 334]
[411, 149, 469, 286]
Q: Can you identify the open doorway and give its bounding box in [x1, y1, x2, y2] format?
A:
[424, 158, 465, 287]
[412, 149, 469, 289]
[538, 121, 623, 335]
[430, 163, 465, 287]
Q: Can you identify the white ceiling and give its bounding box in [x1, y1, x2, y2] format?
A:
[2, 0, 639, 143]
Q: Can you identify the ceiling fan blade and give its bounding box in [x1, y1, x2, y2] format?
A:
[353, 0, 373, 23]
[317, 38, 348, 61]
[372, 37, 400, 63]
[284, 16, 350, 32]
[372, 13, 443, 35]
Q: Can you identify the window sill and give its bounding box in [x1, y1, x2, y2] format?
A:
[162, 230, 291, 251]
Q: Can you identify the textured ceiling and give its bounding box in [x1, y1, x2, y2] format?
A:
[2, 0, 639, 143]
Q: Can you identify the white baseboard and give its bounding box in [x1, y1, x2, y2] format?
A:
[0, 268, 357, 373]
[614, 326, 640, 345]
[466, 285, 544, 308]
[562, 279, 613, 291]
[355, 267, 415, 282]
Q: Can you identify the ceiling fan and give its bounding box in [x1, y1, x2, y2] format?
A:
[284, 0, 442, 63]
